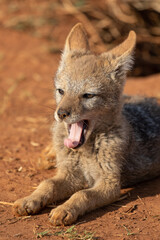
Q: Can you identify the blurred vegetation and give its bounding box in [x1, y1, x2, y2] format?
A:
[0, 0, 160, 76]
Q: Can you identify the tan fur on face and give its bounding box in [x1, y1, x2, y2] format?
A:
[13, 23, 160, 226]
[55, 25, 136, 128]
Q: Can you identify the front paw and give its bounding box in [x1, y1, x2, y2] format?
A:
[49, 205, 78, 226]
[13, 196, 42, 216]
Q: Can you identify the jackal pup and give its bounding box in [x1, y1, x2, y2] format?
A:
[13, 23, 160, 225]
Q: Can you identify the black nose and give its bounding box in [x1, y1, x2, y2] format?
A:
[57, 108, 70, 120]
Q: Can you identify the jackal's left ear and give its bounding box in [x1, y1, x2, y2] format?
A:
[103, 31, 136, 74]
[63, 23, 90, 55]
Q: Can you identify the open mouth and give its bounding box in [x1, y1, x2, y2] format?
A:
[64, 120, 89, 149]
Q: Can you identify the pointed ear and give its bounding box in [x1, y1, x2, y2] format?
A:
[103, 31, 136, 73]
[63, 23, 90, 54]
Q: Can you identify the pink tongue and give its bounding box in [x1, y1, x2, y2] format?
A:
[64, 121, 83, 148]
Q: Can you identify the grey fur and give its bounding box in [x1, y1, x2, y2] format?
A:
[122, 96, 160, 186]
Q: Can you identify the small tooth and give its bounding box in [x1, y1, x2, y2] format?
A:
[84, 129, 87, 135]
[68, 125, 71, 134]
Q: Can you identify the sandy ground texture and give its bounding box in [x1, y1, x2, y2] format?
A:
[0, 27, 160, 240]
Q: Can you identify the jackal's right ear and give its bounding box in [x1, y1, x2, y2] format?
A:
[63, 23, 90, 56]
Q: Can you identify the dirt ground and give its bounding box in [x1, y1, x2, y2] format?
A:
[0, 16, 160, 240]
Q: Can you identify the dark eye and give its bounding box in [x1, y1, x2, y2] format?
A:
[83, 93, 96, 99]
[57, 89, 64, 95]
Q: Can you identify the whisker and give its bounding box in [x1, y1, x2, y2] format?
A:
[40, 104, 55, 111]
